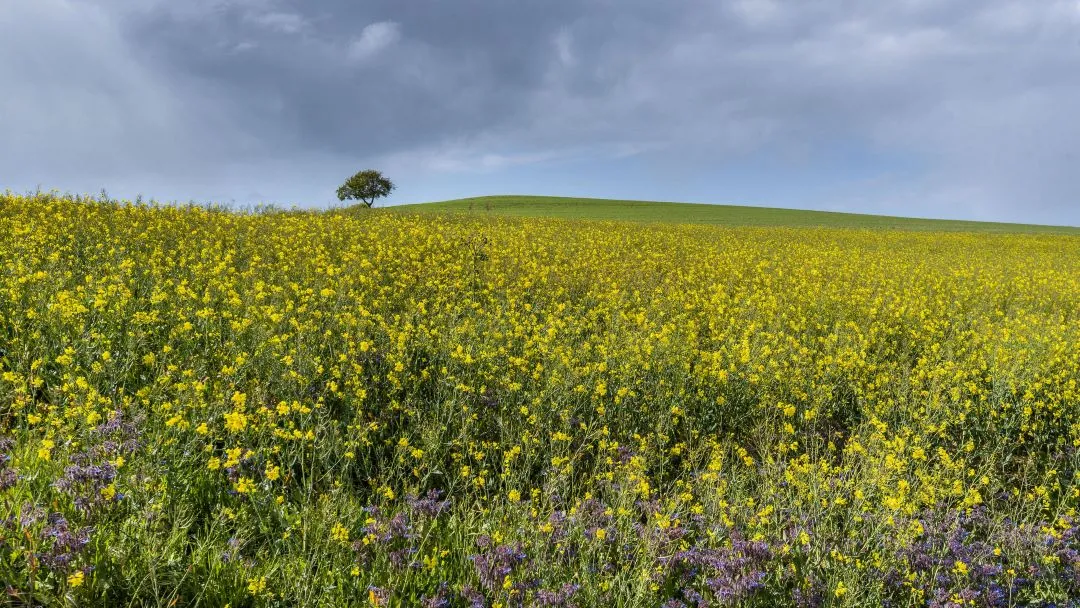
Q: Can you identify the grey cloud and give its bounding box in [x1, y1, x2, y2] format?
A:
[347, 22, 401, 62]
[2, 0, 1079, 223]
[0, 0, 262, 188]
[246, 11, 309, 35]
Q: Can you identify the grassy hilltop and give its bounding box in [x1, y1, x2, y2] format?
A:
[392, 195, 1080, 234]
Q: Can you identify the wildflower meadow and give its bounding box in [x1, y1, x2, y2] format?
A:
[1, 191, 1079, 607]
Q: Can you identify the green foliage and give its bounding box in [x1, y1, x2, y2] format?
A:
[336, 169, 394, 208]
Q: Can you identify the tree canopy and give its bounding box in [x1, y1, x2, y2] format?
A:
[336, 170, 394, 207]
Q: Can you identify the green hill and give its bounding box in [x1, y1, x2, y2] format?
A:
[389, 195, 1080, 234]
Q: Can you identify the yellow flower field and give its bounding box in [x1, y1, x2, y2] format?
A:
[1, 191, 1079, 607]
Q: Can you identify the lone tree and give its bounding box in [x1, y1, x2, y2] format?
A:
[337, 169, 394, 208]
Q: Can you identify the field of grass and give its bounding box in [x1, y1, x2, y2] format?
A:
[394, 195, 1080, 233]
[2, 191, 1080, 607]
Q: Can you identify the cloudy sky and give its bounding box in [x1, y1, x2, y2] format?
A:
[2, 0, 1079, 224]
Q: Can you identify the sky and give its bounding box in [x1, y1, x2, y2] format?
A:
[2, 0, 1079, 225]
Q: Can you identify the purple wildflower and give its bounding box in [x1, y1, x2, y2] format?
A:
[407, 489, 451, 519]
[659, 534, 772, 606]
[389, 547, 418, 570]
[470, 537, 535, 595]
[531, 583, 581, 608]
[421, 582, 453, 608]
[37, 514, 93, 570]
[0, 468, 16, 491]
[461, 585, 486, 608]
[0, 438, 16, 491]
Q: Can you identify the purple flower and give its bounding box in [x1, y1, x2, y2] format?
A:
[0, 437, 17, 491]
[888, 507, 1040, 607]
[93, 410, 144, 442]
[659, 534, 772, 606]
[0, 468, 16, 491]
[532, 583, 581, 608]
[470, 538, 535, 594]
[421, 582, 453, 608]
[387, 512, 413, 541]
[461, 585, 486, 608]
[52, 456, 119, 514]
[389, 547, 418, 570]
[19, 504, 46, 528]
[545, 511, 569, 544]
[791, 575, 825, 608]
[407, 489, 451, 519]
[37, 514, 93, 571]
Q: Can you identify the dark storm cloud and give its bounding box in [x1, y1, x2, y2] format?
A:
[115, 0, 591, 156]
[2, 0, 1079, 223]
